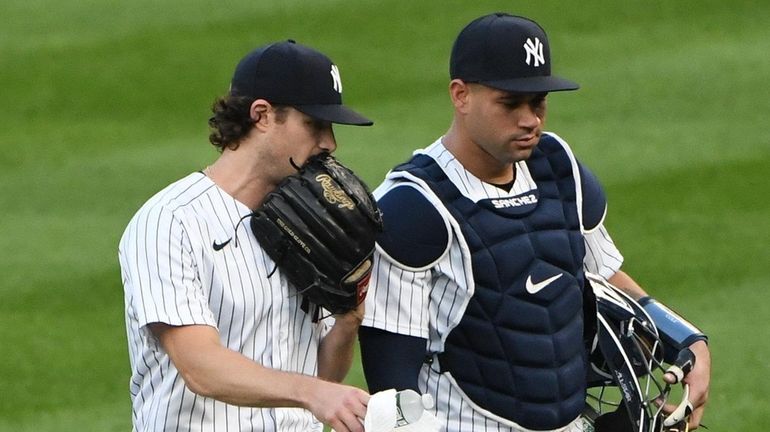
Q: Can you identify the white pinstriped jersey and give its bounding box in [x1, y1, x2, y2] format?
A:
[119, 172, 328, 432]
[362, 134, 623, 432]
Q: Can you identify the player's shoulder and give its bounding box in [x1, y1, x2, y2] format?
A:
[540, 132, 607, 230]
[122, 173, 213, 237]
[375, 181, 451, 270]
[139, 173, 212, 212]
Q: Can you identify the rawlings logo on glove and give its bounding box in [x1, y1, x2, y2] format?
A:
[317, 173, 356, 209]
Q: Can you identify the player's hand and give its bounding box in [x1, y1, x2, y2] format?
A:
[661, 340, 710, 429]
[306, 381, 369, 432]
[680, 340, 710, 429]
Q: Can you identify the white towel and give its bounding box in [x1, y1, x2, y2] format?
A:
[362, 389, 441, 432]
[363, 389, 398, 432]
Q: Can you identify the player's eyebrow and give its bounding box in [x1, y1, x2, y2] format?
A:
[497, 92, 547, 104]
[497, 94, 526, 104]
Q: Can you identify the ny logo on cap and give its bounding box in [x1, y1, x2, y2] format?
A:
[523, 37, 545, 67]
[330, 64, 343, 94]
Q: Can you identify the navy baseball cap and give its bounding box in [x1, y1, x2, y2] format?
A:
[230, 40, 373, 126]
[450, 13, 579, 93]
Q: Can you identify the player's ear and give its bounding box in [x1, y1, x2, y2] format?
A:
[250, 99, 271, 131]
[449, 79, 471, 113]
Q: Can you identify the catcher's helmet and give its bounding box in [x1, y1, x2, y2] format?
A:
[583, 273, 694, 432]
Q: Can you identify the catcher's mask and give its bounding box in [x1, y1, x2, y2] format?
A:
[584, 273, 695, 432]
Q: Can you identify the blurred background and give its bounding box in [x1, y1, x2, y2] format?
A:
[1, 0, 768, 430]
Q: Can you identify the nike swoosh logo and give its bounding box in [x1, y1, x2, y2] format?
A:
[526, 273, 563, 294]
[212, 238, 232, 251]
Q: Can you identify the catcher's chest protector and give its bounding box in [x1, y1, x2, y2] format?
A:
[399, 135, 588, 430]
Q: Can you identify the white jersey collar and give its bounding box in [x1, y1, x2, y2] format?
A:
[412, 137, 538, 203]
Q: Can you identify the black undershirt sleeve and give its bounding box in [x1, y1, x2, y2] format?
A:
[358, 326, 427, 393]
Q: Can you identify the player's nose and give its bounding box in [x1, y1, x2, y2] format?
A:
[318, 127, 337, 153]
[518, 106, 542, 130]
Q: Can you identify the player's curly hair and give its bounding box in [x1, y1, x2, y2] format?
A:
[208, 95, 288, 151]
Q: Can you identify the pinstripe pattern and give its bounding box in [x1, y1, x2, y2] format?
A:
[119, 172, 326, 432]
[363, 135, 621, 431]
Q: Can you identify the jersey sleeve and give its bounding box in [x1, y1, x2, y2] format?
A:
[362, 183, 448, 338]
[576, 161, 623, 278]
[582, 223, 624, 279]
[119, 205, 217, 348]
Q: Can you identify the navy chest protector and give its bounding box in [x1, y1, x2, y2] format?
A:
[397, 136, 596, 430]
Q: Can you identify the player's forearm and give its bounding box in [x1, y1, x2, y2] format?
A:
[153, 323, 314, 408]
[607, 269, 648, 300]
[184, 343, 317, 407]
[318, 312, 361, 382]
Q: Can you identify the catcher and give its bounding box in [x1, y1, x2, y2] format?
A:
[119, 40, 379, 432]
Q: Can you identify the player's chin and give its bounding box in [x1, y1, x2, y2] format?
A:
[508, 146, 535, 162]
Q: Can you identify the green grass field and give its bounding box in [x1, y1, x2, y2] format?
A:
[1, 0, 769, 430]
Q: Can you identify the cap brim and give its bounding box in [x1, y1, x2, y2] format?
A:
[481, 75, 580, 94]
[294, 104, 373, 126]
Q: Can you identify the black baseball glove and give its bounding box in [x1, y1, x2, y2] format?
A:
[250, 153, 383, 316]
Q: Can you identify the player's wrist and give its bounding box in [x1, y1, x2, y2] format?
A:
[332, 303, 365, 328]
[639, 296, 708, 363]
[292, 373, 321, 410]
[327, 316, 362, 344]
[688, 339, 711, 363]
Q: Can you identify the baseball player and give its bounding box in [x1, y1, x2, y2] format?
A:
[118, 40, 373, 432]
[358, 13, 711, 432]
